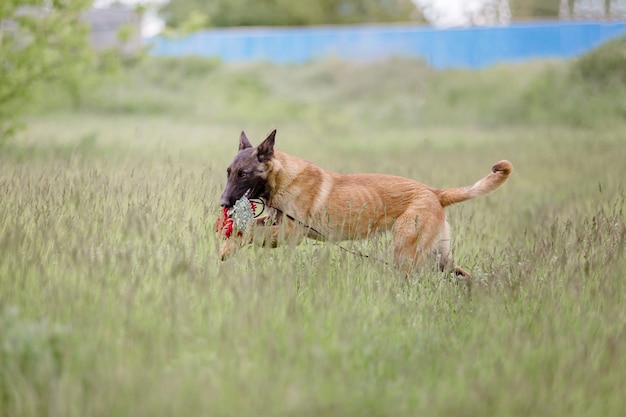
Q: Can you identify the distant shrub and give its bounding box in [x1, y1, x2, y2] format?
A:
[494, 37, 626, 128]
[573, 37, 626, 86]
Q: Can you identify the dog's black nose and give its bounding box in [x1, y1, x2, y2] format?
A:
[220, 195, 231, 208]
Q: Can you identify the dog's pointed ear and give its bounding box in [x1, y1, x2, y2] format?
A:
[257, 129, 276, 162]
[239, 131, 253, 151]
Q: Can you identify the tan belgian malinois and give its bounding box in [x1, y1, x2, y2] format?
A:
[219, 130, 512, 276]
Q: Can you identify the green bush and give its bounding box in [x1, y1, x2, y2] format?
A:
[573, 37, 626, 86]
[487, 37, 626, 128]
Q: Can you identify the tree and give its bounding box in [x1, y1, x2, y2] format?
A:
[511, 0, 622, 19]
[509, 0, 561, 18]
[161, 0, 422, 30]
[0, 0, 92, 142]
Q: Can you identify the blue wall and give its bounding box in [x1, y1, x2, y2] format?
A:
[149, 20, 626, 69]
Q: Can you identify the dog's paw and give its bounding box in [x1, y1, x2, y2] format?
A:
[219, 239, 241, 261]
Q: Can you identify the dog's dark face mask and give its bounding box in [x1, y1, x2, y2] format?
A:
[220, 130, 276, 208]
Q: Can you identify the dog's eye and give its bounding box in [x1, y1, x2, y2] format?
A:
[237, 170, 247, 178]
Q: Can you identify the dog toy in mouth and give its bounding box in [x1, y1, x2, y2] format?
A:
[215, 194, 267, 239]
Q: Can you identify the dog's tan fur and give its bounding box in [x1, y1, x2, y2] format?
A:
[219, 130, 512, 276]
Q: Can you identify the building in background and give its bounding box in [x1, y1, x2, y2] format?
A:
[83, 5, 142, 53]
[413, 0, 511, 27]
[93, 0, 166, 38]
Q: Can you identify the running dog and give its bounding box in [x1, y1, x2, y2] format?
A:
[219, 129, 512, 276]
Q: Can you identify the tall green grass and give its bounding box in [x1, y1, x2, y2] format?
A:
[1, 39, 625, 416]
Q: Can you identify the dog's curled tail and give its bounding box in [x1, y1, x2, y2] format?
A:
[436, 160, 513, 207]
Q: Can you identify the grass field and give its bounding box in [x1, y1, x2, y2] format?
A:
[1, 40, 626, 416]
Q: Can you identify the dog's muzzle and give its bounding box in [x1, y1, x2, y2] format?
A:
[220, 189, 251, 208]
[219, 194, 232, 208]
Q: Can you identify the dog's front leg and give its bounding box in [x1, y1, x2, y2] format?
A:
[218, 216, 269, 260]
[219, 237, 246, 261]
[249, 219, 307, 249]
[219, 217, 306, 261]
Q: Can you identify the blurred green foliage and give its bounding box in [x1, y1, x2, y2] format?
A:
[509, 37, 626, 127]
[33, 37, 626, 130]
[160, 0, 606, 31]
[0, 0, 93, 143]
[510, 0, 618, 18]
[161, 0, 422, 30]
[510, 0, 562, 17]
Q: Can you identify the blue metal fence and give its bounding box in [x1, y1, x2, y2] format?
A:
[149, 20, 626, 69]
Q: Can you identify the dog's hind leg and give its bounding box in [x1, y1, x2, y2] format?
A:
[392, 204, 444, 273]
[435, 220, 453, 272]
[435, 220, 471, 278]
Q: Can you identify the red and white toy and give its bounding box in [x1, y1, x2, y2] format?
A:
[216, 196, 269, 239]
